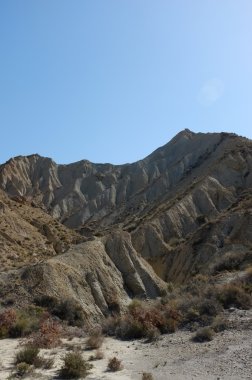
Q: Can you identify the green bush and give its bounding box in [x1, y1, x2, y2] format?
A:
[59, 351, 92, 379]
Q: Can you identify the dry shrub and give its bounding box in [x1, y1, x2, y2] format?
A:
[15, 346, 39, 365]
[142, 373, 154, 380]
[10, 306, 44, 338]
[130, 303, 165, 329]
[104, 299, 181, 340]
[245, 266, 252, 280]
[192, 327, 215, 342]
[28, 317, 62, 348]
[107, 357, 123, 372]
[94, 349, 104, 360]
[176, 288, 223, 329]
[182, 275, 209, 297]
[59, 351, 92, 379]
[0, 308, 17, 338]
[0, 305, 46, 339]
[53, 299, 85, 327]
[242, 267, 252, 294]
[211, 316, 229, 332]
[212, 252, 246, 273]
[145, 326, 160, 342]
[115, 315, 146, 340]
[88, 349, 104, 361]
[106, 294, 121, 315]
[85, 328, 104, 350]
[34, 356, 54, 369]
[34, 295, 59, 309]
[162, 306, 181, 333]
[103, 273, 252, 343]
[128, 301, 180, 336]
[34, 296, 86, 327]
[217, 284, 251, 310]
[102, 315, 120, 336]
[15, 362, 33, 377]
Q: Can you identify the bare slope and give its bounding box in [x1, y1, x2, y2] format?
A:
[0, 130, 251, 321]
[2, 130, 251, 231]
[0, 189, 83, 271]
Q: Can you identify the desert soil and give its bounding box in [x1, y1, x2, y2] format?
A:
[0, 309, 251, 380]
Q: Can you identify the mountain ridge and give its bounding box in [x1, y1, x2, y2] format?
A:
[0, 129, 251, 323]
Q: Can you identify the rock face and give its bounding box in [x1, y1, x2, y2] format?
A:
[2, 130, 251, 231]
[0, 234, 165, 323]
[0, 129, 251, 322]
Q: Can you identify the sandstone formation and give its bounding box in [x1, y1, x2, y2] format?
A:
[0, 129, 251, 322]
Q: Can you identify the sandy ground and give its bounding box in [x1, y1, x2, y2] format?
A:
[0, 309, 251, 380]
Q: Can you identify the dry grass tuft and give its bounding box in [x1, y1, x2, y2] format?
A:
[142, 372, 154, 380]
[107, 356, 123, 372]
[59, 351, 92, 379]
[85, 328, 104, 350]
[192, 327, 215, 342]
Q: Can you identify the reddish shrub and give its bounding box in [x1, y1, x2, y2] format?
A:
[0, 308, 17, 338]
[28, 317, 62, 348]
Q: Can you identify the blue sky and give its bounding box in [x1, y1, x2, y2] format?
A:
[0, 1, 251, 164]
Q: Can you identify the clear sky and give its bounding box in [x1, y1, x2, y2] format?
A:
[0, 1, 251, 165]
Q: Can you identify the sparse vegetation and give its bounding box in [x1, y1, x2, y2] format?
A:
[103, 299, 181, 341]
[0, 306, 45, 339]
[103, 270, 252, 344]
[34, 296, 85, 327]
[59, 351, 92, 379]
